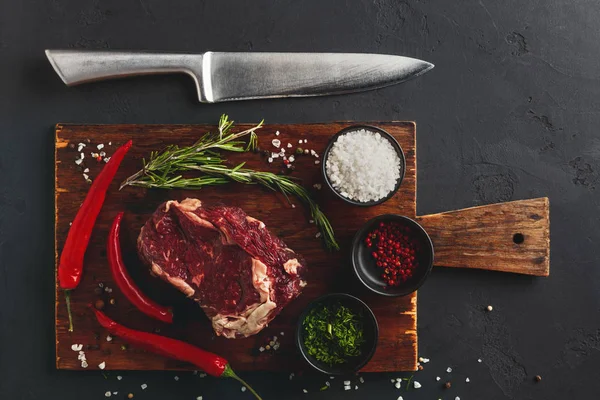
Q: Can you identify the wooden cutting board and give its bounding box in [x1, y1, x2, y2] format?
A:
[54, 122, 549, 372]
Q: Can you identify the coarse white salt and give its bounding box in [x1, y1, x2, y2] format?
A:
[289, 373, 295, 380]
[325, 129, 401, 203]
[436, 377, 441, 381]
[298, 139, 303, 143]
[197, 397, 203, 400]
[71, 344, 83, 351]
[104, 157, 111, 163]
[330, 376, 335, 380]
[268, 158, 273, 163]
[81, 361, 88, 368]
[272, 139, 281, 148]
[83, 173, 89, 180]
[97, 144, 104, 150]
[478, 358, 482, 363]
[315, 232, 321, 238]
[302, 389, 308, 393]
[174, 376, 179, 381]
[359, 377, 364, 383]
[355, 385, 358, 390]
[315, 160, 320, 164]
[413, 381, 422, 389]
[343, 380, 351, 385]
[98, 362, 106, 370]
[78, 144, 85, 152]
[390, 379, 395, 383]
[75, 159, 83, 165]
[108, 142, 112, 146]
[117, 376, 122, 381]
[394, 381, 401, 389]
[344, 386, 351, 391]
[105, 391, 112, 397]
[81, 152, 85, 159]
[280, 331, 284, 335]
[455, 397, 460, 400]
[325, 381, 330, 387]
[83, 168, 89, 173]
[141, 384, 147, 390]
[272, 153, 279, 158]
[241, 387, 246, 392]
[106, 335, 113, 342]
[287, 143, 292, 148]
[466, 377, 470, 383]
[275, 131, 280, 136]
[446, 367, 452, 373]
[259, 346, 265, 352]
[422, 358, 430, 363]
[199, 373, 207, 378]
[397, 397, 404, 400]
[289, 155, 295, 162]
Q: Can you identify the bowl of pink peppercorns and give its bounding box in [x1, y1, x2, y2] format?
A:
[351, 215, 434, 297]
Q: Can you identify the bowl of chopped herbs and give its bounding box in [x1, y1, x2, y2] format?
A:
[295, 293, 378, 375]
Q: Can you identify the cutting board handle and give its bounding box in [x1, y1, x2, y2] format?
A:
[416, 197, 550, 276]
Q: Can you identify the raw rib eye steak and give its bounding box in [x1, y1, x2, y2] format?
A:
[138, 198, 307, 338]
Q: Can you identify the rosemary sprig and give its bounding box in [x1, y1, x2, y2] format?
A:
[120, 115, 339, 250]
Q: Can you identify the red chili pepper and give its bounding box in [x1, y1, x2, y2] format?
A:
[108, 212, 173, 324]
[58, 140, 133, 331]
[92, 309, 262, 400]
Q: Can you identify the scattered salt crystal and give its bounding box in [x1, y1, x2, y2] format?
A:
[69, 222, 72, 226]
[304, 149, 309, 154]
[259, 346, 265, 352]
[304, 139, 308, 143]
[97, 144, 104, 150]
[394, 381, 401, 389]
[446, 367, 452, 373]
[199, 373, 207, 378]
[106, 335, 113, 342]
[289, 155, 295, 162]
[113, 393, 118, 396]
[197, 397, 202, 400]
[359, 377, 364, 383]
[105, 287, 113, 293]
[71, 344, 83, 351]
[313, 183, 322, 190]
[302, 389, 307, 393]
[100, 151, 106, 157]
[275, 131, 280, 136]
[324, 128, 401, 203]
[105, 391, 112, 397]
[330, 376, 335, 380]
[99, 283, 104, 288]
[272, 139, 281, 148]
[281, 148, 286, 153]
[108, 142, 112, 146]
[436, 377, 441, 381]
[396, 378, 401, 382]
[422, 358, 430, 363]
[465, 377, 470, 383]
[268, 158, 273, 163]
[413, 381, 421, 389]
[397, 397, 403, 400]
[272, 153, 279, 158]
[355, 385, 358, 390]
[78, 144, 85, 152]
[343, 381, 351, 385]
[309, 219, 314, 224]
[315, 232, 322, 238]
[75, 159, 83, 165]
[291, 204, 296, 208]
[80, 152, 85, 159]
[298, 140, 303, 144]
[283, 156, 287, 160]
[83, 168, 89, 173]
[141, 384, 147, 390]
[81, 361, 88, 368]
[315, 160, 320, 164]
[287, 143, 292, 148]
[174, 376, 179, 381]
[83, 173, 89, 180]
[104, 158, 110, 163]
[241, 387, 246, 392]
[280, 332, 284, 336]
[289, 373, 295, 380]
[478, 358, 482, 363]
[310, 149, 316, 156]
[117, 376, 122, 381]
[325, 381, 330, 387]
[344, 386, 351, 391]
[487, 305, 493, 311]
[455, 397, 461, 400]
[390, 379, 395, 383]
[98, 361, 106, 369]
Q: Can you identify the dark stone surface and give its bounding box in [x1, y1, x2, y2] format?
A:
[0, 0, 597, 398]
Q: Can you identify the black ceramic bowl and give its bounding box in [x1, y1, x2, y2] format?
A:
[296, 293, 379, 375]
[321, 125, 406, 206]
[352, 215, 434, 297]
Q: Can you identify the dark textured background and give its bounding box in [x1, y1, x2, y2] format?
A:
[0, 0, 598, 399]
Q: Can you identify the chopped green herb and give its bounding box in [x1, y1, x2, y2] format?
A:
[302, 303, 365, 365]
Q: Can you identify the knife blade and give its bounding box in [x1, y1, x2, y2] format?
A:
[45, 50, 434, 103]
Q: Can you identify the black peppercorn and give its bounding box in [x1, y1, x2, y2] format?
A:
[534, 375, 542, 382]
[444, 382, 452, 389]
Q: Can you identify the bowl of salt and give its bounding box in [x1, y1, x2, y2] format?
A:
[321, 125, 405, 206]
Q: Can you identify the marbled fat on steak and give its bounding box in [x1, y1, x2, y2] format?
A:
[137, 198, 307, 338]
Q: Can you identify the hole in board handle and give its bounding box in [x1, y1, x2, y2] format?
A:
[513, 233, 525, 244]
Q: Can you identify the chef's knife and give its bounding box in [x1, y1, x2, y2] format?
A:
[45, 50, 433, 103]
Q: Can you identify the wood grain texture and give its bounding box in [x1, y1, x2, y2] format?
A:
[417, 197, 550, 276]
[55, 122, 418, 372]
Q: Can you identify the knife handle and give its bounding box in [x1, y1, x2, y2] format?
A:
[45, 50, 208, 100]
